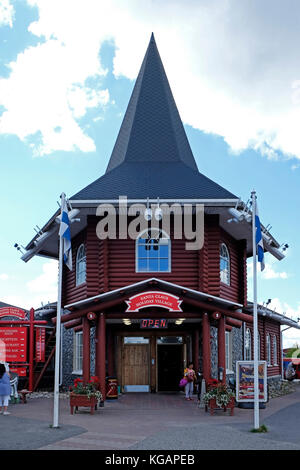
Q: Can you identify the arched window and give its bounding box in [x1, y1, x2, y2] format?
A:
[220, 243, 230, 285]
[76, 244, 86, 286]
[266, 334, 271, 366]
[136, 228, 171, 272]
[245, 328, 252, 361]
[273, 335, 278, 365]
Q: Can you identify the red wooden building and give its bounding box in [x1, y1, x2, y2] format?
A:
[21, 34, 299, 398]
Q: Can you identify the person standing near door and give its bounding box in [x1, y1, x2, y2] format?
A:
[184, 362, 196, 401]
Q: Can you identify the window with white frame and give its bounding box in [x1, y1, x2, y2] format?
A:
[266, 334, 271, 366]
[245, 328, 252, 361]
[73, 331, 83, 373]
[76, 244, 86, 286]
[273, 335, 278, 365]
[136, 228, 171, 272]
[220, 243, 230, 285]
[225, 331, 232, 372]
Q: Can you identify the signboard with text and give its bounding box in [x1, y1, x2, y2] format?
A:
[140, 319, 168, 329]
[0, 307, 26, 320]
[236, 361, 268, 402]
[35, 328, 46, 362]
[126, 292, 182, 312]
[0, 327, 27, 362]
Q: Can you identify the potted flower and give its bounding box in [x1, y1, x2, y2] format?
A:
[69, 376, 103, 415]
[203, 383, 235, 416]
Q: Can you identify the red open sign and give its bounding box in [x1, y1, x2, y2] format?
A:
[140, 319, 168, 329]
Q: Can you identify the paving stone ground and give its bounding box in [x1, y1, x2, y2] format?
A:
[1, 383, 300, 450]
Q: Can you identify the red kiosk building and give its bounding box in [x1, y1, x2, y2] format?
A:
[21, 35, 299, 399]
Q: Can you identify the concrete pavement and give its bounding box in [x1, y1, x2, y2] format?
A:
[1, 383, 300, 450]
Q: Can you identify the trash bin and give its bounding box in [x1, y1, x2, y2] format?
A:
[106, 376, 118, 400]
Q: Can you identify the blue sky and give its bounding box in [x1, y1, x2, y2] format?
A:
[0, 0, 300, 347]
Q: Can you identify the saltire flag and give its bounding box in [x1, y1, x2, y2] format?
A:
[255, 202, 265, 271]
[59, 196, 72, 270]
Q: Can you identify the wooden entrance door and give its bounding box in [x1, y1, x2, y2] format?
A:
[123, 343, 150, 389]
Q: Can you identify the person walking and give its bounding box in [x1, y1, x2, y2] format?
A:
[184, 362, 196, 401]
[0, 363, 11, 415]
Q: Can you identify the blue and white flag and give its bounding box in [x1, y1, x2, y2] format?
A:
[59, 196, 72, 270]
[255, 202, 265, 272]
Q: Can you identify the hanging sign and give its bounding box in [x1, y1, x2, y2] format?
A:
[35, 328, 46, 362]
[0, 327, 27, 362]
[236, 361, 268, 402]
[126, 291, 182, 312]
[0, 307, 26, 320]
[140, 319, 168, 329]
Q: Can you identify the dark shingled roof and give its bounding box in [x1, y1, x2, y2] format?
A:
[71, 34, 237, 201]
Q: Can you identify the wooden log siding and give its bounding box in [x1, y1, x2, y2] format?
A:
[246, 317, 281, 377]
[62, 230, 87, 306]
[219, 228, 242, 304]
[62, 214, 246, 308]
[205, 215, 220, 297]
[108, 237, 199, 290]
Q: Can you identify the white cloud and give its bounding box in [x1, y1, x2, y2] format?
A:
[0, 260, 58, 309]
[261, 263, 288, 280]
[0, 0, 14, 28]
[0, 273, 9, 280]
[247, 260, 289, 281]
[268, 298, 300, 348]
[1, 0, 300, 159]
[27, 259, 57, 296]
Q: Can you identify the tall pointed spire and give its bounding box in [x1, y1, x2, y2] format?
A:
[71, 34, 237, 202]
[105, 33, 198, 173]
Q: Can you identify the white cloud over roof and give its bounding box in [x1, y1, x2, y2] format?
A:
[1, 0, 300, 160]
[0, 0, 14, 28]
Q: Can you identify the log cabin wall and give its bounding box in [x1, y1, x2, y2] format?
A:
[62, 213, 247, 307]
[62, 229, 87, 306]
[245, 317, 281, 377]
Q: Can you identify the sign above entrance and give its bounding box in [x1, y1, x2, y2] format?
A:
[0, 307, 26, 320]
[125, 291, 182, 312]
[140, 319, 168, 329]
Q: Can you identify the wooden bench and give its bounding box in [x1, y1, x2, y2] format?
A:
[19, 389, 32, 404]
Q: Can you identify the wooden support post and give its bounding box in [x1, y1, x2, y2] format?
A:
[29, 308, 34, 392]
[218, 315, 226, 384]
[193, 329, 199, 373]
[107, 327, 114, 377]
[96, 313, 106, 400]
[82, 317, 90, 384]
[202, 312, 211, 382]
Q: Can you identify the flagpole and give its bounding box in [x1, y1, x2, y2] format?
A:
[251, 190, 260, 429]
[53, 192, 65, 428]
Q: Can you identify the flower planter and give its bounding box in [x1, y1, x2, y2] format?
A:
[208, 396, 235, 416]
[70, 393, 98, 415]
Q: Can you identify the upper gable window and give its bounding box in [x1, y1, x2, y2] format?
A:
[136, 229, 171, 273]
[76, 244, 86, 286]
[220, 243, 230, 285]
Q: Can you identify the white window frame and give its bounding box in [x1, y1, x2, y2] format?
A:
[136, 228, 171, 273]
[73, 331, 83, 374]
[76, 244, 86, 286]
[245, 328, 252, 361]
[225, 330, 233, 373]
[220, 243, 230, 286]
[266, 334, 271, 366]
[273, 335, 278, 366]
